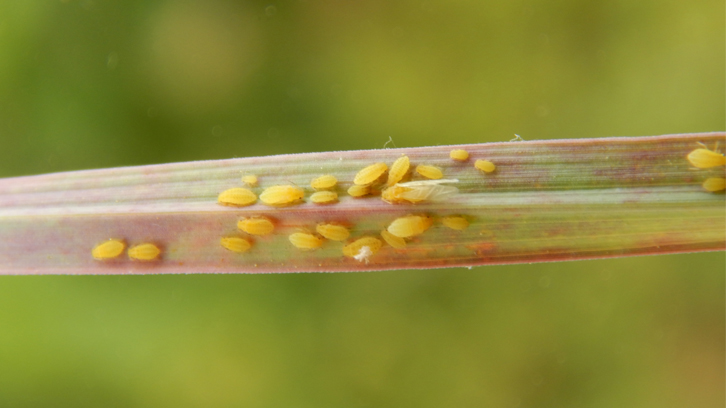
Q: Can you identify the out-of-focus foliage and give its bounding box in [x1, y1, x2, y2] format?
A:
[0, 1, 723, 407]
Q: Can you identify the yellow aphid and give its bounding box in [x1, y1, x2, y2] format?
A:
[237, 217, 275, 235]
[128, 243, 161, 261]
[260, 185, 305, 206]
[342, 236, 383, 259]
[380, 230, 406, 249]
[311, 174, 337, 190]
[354, 162, 388, 185]
[289, 232, 323, 250]
[441, 216, 469, 231]
[381, 179, 459, 204]
[218, 187, 257, 207]
[387, 155, 410, 186]
[416, 164, 443, 180]
[316, 223, 350, 241]
[310, 191, 338, 204]
[347, 184, 370, 197]
[387, 215, 433, 238]
[702, 177, 726, 192]
[220, 237, 252, 253]
[91, 239, 125, 260]
[475, 159, 496, 173]
[242, 175, 258, 186]
[450, 149, 469, 161]
[687, 148, 725, 168]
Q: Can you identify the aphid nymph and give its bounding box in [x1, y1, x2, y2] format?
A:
[449, 149, 469, 161]
[354, 162, 388, 185]
[316, 223, 350, 241]
[128, 243, 161, 261]
[343, 236, 383, 259]
[260, 185, 305, 206]
[387, 155, 410, 186]
[387, 215, 433, 238]
[238, 217, 275, 235]
[380, 230, 406, 249]
[311, 175, 338, 190]
[242, 175, 258, 186]
[415, 164, 444, 180]
[289, 232, 323, 250]
[687, 145, 725, 169]
[310, 191, 338, 204]
[702, 177, 726, 192]
[441, 215, 469, 231]
[92, 239, 125, 260]
[218, 187, 257, 207]
[347, 184, 370, 198]
[475, 159, 496, 173]
[220, 237, 252, 253]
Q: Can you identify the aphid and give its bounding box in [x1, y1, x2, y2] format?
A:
[387, 215, 433, 238]
[441, 216, 469, 231]
[347, 184, 370, 198]
[218, 187, 257, 207]
[242, 175, 258, 186]
[380, 230, 406, 249]
[354, 162, 388, 185]
[238, 217, 275, 235]
[311, 175, 338, 190]
[316, 223, 350, 241]
[381, 179, 459, 204]
[702, 177, 726, 192]
[342, 236, 383, 259]
[474, 159, 496, 173]
[415, 164, 443, 180]
[387, 155, 410, 186]
[310, 191, 338, 204]
[450, 149, 469, 161]
[220, 237, 252, 253]
[128, 243, 161, 261]
[687, 147, 725, 168]
[91, 239, 125, 260]
[260, 185, 305, 206]
[289, 232, 323, 250]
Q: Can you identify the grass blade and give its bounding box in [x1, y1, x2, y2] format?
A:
[0, 132, 723, 274]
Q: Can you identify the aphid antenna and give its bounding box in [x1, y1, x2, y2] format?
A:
[383, 136, 397, 149]
[694, 141, 721, 152]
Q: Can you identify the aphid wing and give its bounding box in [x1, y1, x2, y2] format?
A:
[399, 185, 458, 202]
[397, 179, 458, 187]
[397, 187, 429, 203]
[422, 185, 459, 201]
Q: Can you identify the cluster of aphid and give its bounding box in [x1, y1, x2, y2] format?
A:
[91, 240, 161, 262]
[89, 142, 723, 265]
[212, 148, 492, 263]
[687, 143, 726, 192]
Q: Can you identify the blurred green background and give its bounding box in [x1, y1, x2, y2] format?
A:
[0, 0, 724, 407]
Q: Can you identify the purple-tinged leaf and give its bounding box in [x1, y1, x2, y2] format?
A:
[0, 133, 724, 275]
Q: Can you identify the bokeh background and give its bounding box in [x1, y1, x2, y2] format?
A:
[0, 0, 724, 407]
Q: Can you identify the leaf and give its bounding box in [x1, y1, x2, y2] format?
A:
[0, 133, 723, 275]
